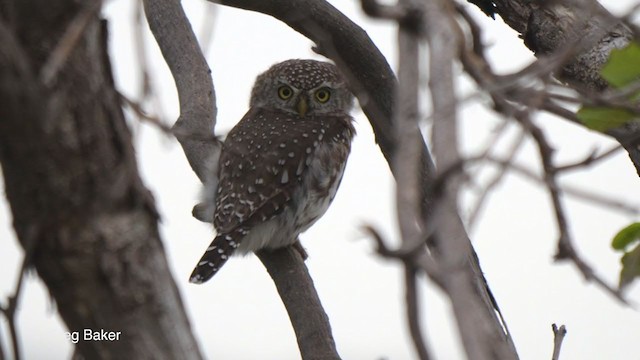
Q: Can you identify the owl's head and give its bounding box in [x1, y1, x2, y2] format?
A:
[250, 59, 354, 117]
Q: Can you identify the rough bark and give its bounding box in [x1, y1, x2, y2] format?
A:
[0, 1, 202, 359]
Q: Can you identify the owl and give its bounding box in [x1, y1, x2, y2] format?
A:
[190, 59, 356, 284]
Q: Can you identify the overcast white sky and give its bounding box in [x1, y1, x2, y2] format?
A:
[1, 1, 640, 359]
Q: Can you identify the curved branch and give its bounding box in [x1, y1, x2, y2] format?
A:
[144, 0, 219, 182]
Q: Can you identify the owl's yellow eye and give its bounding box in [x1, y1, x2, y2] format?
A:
[278, 86, 293, 100]
[315, 88, 331, 103]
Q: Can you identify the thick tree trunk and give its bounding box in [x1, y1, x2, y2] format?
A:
[0, 1, 202, 359]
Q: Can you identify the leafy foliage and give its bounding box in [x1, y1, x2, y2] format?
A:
[611, 223, 640, 290]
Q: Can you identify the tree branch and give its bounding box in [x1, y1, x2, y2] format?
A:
[424, 2, 517, 359]
[257, 248, 340, 360]
[551, 324, 567, 360]
[143, 0, 220, 183]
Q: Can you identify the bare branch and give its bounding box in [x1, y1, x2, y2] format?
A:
[555, 145, 624, 173]
[484, 156, 639, 216]
[424, 2, 517, 359]
[404, 266, 431, 360]
[512, 109, 627, 304]
[120, 93, 174, 135]
[393, 2, 433, 357]
[0, 253, 31, 360]
[551, 324, 567, 360]
[468, 129, 527, 229]
[133, 0, 152, 100]
[256, 247, 340, 360]
[144, 0, 219, 183]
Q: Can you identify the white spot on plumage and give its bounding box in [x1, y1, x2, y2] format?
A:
[281, 170, 289, 184]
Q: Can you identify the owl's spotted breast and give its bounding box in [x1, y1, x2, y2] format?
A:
[213, 107, 354, 239]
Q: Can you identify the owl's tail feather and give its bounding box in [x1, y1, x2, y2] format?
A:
[189, 230, 243, 284]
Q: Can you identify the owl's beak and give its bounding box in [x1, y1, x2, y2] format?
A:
[296, 96, 308, 117]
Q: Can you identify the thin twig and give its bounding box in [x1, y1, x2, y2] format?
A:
[484, 155, 639, 215]
[0, 228, 39, 360]
[405, 266, 431, 360]
[555, 145, 623, 173]
[517, 111, 628, 304]
[551, 324, 567, 360]
[133, 0, 151, 100]
[361, 225, 442, 280]
[119, 93, 174, 135]
[469, 129, 527, 229]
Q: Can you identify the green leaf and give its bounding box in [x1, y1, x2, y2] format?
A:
[619, 244, 640, 290]
[611, 222, 640, 250]
[601, 42, 640, 88]
[576, 106, 636, 132]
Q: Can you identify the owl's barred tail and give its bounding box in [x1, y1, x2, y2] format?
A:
[189, 231, 242, 284]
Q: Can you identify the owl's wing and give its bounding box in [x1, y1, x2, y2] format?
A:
[213, 108, 330, 234]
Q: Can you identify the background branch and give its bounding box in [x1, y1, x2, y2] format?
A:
[551, 324, 568, 360]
